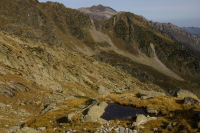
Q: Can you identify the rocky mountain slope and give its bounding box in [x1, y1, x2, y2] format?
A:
[0, 31, 161, 129]
[183, 27, 200, 36]
[0, 0, 200, 133]
[149, 22, 200, 55]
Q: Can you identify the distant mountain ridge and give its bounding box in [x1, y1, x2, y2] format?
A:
[149, 22, 200, 55]
[78, 4, 117, 21]
[182, 27, 200, 36]
[79, 5, 200, 55]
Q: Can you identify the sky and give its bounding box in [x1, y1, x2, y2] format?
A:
[39, 0, 200, 27]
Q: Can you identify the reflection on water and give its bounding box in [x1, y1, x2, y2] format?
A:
[101, 103, 147, 121]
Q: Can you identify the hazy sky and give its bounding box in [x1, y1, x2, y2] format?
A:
[39, 0, 200, 27]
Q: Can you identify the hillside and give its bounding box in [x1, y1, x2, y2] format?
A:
[99, 12, 200, 94]
[0, 0, 200, 132]
[150, 22, 200, 55]
[0, 31, 162, 129]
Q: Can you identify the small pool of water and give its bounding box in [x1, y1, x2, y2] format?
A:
[101, 103, 147, 121]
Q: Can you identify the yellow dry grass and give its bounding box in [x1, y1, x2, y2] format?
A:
[25, 97, 101, 132]
[100, 93, 200, 133]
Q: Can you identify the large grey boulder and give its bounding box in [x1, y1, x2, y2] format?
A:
[83, 102, 108, 123]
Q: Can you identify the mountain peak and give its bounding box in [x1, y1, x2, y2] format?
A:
[90, 4, 115, 11]
[78, 4, 117, 21]
[92, 4, 105, 8]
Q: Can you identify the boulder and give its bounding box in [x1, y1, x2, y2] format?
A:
[177, 89, 200, 102]
[36, 127, 46, 131]
[98, 85, 110, 96]
[7, 126, 20, 133]
[115, 127, 134, 133]
[67, 112, 76, 121]
[0, 103, 6, 109]
[183, 97, 199, 106]
[133, 115, 157, 128]
[83, 102, 108, 123]
[16, 127, 40, 133]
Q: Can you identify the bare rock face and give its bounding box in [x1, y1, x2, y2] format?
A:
[78, 5, 117, 21]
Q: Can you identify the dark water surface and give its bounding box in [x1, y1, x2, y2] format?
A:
[101, 104, 147, 121]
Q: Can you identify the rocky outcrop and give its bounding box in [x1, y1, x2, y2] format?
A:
[83, 102, 108, 123]
[115, 127, 134, 133]
[183, 97, 200, 106]
[132, 115, 157, 128]
[176, 89, 200, 102]
[0, 81, 30, 97]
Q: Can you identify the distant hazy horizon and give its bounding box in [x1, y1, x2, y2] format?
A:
[39, 0, 200, 27]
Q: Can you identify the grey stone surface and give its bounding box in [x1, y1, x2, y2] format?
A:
[83, 102, 108, 123]
[115, 127, 133, 133]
